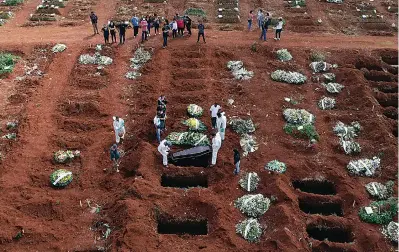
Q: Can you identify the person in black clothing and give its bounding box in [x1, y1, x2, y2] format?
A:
[233, 149, 240, 175]
[162, 22, 169, 48]
[197, 20, 206, 43]
[101, 24, 109, 44]
[109, 21, 117, 43]
[90, 12, 99, 35]
[117, 22, 128, 44]
[260, 12, 270, 41]
[185, 16, 192, 35]
[154, 15, 160, 35]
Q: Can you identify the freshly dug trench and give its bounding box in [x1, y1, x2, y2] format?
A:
[369, 81, 398, 93]
[364, 70, 396, 82]
[161, 174, 208, 188]
[383, 107, 398, 120]
[374, 92, 398, 107]
[381, 55, 398, 65]
[307, 224, 354, 243]
[299, 198, 343, 216]
[292, 180, 336, 195]
[157, 219, 208, 235]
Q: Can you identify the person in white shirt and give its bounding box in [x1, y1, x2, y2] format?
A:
[113, 116, 125, 144]
[211, 132, 222, 166]
[274, 17, 284, 41]
[216, 112, 227, 141]
[209, 103, 221, 129]
[158, 140, 171, 167]
[172, 19, 178, 38]
[154, 114, 161, 143]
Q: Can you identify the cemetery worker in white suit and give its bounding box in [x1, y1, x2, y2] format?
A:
[216, 112, 227, 141]
[158, 140, 171, 167]
[113, 116, 125, 144]
[211, 132, 222, 166]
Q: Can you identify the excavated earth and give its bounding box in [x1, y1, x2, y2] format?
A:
[0, 0, 397, 251]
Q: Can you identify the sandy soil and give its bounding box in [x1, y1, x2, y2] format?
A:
[0, 0, 397, 251]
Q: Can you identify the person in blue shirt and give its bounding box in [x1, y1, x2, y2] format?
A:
[131, 14, 139, 37]
[197, 20, 206, 43]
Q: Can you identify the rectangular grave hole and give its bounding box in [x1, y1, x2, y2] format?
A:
[161, 174, 208, 188]
[292, 180, 336, 195]
[307, 225, 354, 243]
[157, 219, 208, 235]
[299, 198, 343, 216]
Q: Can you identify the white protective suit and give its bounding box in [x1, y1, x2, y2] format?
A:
[216, 112, 227, 141]
[211, 132, 222, 165]
[158, 140, 170, 166]
[113, 117, 126, 143]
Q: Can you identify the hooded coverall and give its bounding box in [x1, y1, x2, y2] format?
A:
[113, 118, 125, 143]
[216, 112, 227, 141]
[158, 140, 170, 166]
[211, 132, 222, 165]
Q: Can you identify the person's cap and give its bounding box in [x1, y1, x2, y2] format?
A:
[310, 139, 317, 143]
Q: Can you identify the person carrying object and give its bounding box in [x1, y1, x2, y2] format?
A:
[113, 116, 126, 144]
[158, 140, 171, 167]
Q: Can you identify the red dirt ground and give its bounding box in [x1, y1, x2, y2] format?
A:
[0, 0, 397, 251]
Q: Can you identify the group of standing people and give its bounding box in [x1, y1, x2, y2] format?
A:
[248, 9, 284, 41]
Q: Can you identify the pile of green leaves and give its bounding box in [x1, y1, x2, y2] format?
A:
[236, 218, 263, 243]
[284, 123, 320, 141]
[234, 194, 271, 218]
[166, 132, 209, 146]
[4, 0, 23, 6]
[358, 198, 398, 224]
[50, 169, 73, 187]
[0, 53, 17, 75]
[184, 8, 206, 17]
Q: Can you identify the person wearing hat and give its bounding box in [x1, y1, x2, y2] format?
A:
[110, 144, 121, 172]
[113, 116, 125, 144]
[274, 17, 284, 41]
[140, 17, 148, 42]
[158, 139, 171, 167]
[211, 131, 222, 166]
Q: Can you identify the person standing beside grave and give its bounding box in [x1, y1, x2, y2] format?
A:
[154, 15, 160, 35]
[110, 144, 121, 172]
[209, 103, 221, 129]
[131, 14, 140, 38]
[141, 18, 148, 42]
[109, 21, 117, 43]
[90, 11, 99, 35]
[185, 15, 192, 36]
[233, 149, 240, 175]
[248, 10, 254, 31]
[257, 9, 264, 29]
[216, 112, 227, 141]
[260, 12, 271, 41]
[117, 21, 128, 44]
[158, 140, 171, 167]
[274, 17, 284, 41]
[113, 116, 126, 144]
[197, 20, 206, 43]
[177, 16, 184, 37]
[162, 21, 170, 48]
[172, 18, 178, 38]
[101, 24, 109, 44]
[211, 132, 222, 166]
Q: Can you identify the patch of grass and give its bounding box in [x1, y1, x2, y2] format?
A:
[0, 53, 18, 76]
[284, 123, 319, 141]
[359, 198, 397, 224]
[4, 0, 23, 6]
[310, 50, 325, 62]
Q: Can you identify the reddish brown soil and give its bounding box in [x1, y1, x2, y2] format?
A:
[0, 0, 397, 251]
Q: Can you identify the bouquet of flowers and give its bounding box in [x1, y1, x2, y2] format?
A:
[276, 49, 293, 62]
[227, 61, 244, 71]
[50, 169, 73, 187]
[234, 194, 271, 217]
[365, 181, 394, 200]
[339, 138, 361, 155]
[54, 150, 81, 164]
[236, 218, 263, 243]
[229, 117, 256, 135]
[130, 47, 151, 69]
[182, 118, 207, 132]
[52, 44, 67, 53]
[271, 70, 307, 84]
[187, 104, 203, 117]
[381, 221, 399, 243]
[239, 134, 258, 156]
[359, 198, 398, 224]
[347, 156, 380, 177]
[239, 172, 260, 192]
[283, 108, 315, 125]
[309, 61, 332, 73]
[333, 121, 361, 140]
[318, 97, 336, 110]
[166, 132, 209, 146]
[322, 82, 344, 94]
[265, 160, 286, 173]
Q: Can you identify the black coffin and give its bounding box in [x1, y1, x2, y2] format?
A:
[169, 145, 211, 167]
